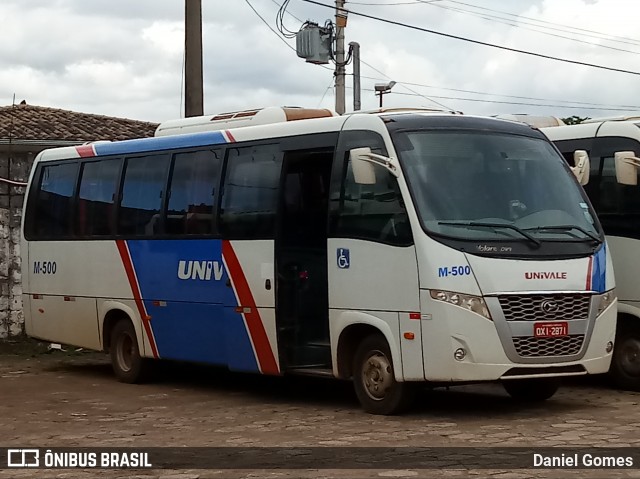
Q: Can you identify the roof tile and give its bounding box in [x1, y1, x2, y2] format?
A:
[0, 103, 159, 142]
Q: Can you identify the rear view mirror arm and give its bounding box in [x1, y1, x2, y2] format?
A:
[357, 152, 399, 177]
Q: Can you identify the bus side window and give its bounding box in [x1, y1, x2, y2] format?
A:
[76, 159, 121, 236]
[594, 137, 640, 219]
[329, 130, 412, 246]
[117, 154, 170, 236]
[219, 143, 283, 238]
[166, 149, 222, 236]
[32, 162, 79, 239]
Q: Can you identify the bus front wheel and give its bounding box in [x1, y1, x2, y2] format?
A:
[610, 322, 640, 391]
[110, 319, 153, 384]
[352, 334, 415, 415]
[502, 378, 560, 401]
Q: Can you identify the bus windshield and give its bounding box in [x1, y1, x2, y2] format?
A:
[395, 130, 602, 243]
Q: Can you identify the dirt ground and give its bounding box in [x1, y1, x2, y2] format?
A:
[1, 339, 640, 479]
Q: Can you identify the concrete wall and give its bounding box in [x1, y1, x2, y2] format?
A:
[0, 151, 35, 338]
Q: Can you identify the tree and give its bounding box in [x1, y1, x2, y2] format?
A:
[561, 115, 590, 125]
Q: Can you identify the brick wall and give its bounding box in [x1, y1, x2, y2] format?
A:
[0, 151, 34, 338]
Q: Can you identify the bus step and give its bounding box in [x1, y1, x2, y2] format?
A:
[288, 367, 334, 378]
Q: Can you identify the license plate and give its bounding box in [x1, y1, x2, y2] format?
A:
[534, 322, 568, 338]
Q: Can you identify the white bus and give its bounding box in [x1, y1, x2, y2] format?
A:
[543, 117, 640, 390]
[21, 108, 616, 414]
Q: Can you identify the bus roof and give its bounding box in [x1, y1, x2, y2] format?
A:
[154, 106, 337, 137]
[33, 109, 529, 164]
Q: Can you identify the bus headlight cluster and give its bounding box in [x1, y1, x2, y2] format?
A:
[596, 289, 616, 317]
[430, 290, 492, 320]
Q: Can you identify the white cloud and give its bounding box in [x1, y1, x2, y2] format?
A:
[1, 0, 639, 122]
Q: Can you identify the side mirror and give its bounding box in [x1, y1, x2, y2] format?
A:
[570, 150, 590, 185]
[349, 147, 399, 185]
[350, 148, 377, 185]
[615, 151, 640, 186]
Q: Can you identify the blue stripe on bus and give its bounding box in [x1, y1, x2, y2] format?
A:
[93, 131, 228, 156]
[126, 239, 259, 371]
[591, 243, 607, 293]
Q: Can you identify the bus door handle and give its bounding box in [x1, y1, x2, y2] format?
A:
[265, 279, 271, 290]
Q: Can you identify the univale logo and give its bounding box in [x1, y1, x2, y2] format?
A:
[524, 272, 568, 280]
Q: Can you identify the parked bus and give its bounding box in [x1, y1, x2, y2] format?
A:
[21, 108, 616, 414]
[543, 117, 640, 390]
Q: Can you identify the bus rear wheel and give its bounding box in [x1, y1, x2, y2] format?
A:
[352, 334, 415, 415]
[609, 323, 640, 391]
[502, 378, 560, 401]
[110, 319, 153, 384]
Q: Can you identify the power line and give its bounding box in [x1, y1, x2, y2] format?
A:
[316, 78, 335, 107]
[357, 87, 639, 112]
[269, 0, 451, 109]
[244, 0, 333, 71]
[444, 0, 640, 47]
[357, 74, 640, 110]
[302, 0, 640, 76]
[350, 0, 640, 50]
[243, 0, 296, 52]
[418, 1, 640, 55]
[358, 59, 453, 110]
[276, 0, 633, 111]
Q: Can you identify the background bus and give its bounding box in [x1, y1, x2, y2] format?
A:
[543, 118, 640, 390]
[21, 108, 616, 414]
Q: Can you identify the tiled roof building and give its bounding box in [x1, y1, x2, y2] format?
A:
[0, 101, 158, 145]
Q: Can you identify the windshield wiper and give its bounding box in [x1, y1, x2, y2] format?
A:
[523, 225, 600, 242]
[438, 221, 541, 247]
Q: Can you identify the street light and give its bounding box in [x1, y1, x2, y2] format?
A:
[374, 81, 396, 107]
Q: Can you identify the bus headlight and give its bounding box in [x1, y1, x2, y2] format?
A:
[596, 289, 616, 316]
[430, 290, 492, 320]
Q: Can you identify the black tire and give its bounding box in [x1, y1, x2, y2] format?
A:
[110, 319, 153, 384]
[609, 323, 640, 391]
[352, 334, 416, 415]
[502, 378, 560, 402]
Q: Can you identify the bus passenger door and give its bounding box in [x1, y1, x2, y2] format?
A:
[275, 139, 336, 371]
[219, 143, 283, 374]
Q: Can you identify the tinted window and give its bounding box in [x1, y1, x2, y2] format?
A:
[220, 144, 283, 238]
[118, 154, 170, 236]
[399, 131, 598, 241]
[77, 159, 121, 236]
[34, 162, 79, 238]
[166, 149, 222, 235]
[329, 130, 412, 245]
[589, 137, 640, 239]
[337, 162, 412, 245]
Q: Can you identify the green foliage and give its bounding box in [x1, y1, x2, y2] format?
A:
[561, 115, 590, 125]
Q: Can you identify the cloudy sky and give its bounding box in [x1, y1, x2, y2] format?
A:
[2, 0, 640, 123]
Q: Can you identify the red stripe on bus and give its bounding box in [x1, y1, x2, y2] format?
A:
[75, 145, 96, 158]
[225, 130, 236, 143]
[222, 240, 279, 374]
[115, 240, 159, 358]
[586, 256, 593, 291]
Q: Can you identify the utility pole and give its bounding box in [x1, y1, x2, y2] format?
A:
[350, 42, 360, 111]
[185, 0, 203, 117]
[334, 0, 346, 114]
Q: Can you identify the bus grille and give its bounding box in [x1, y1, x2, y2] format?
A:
[513, 335, 584, 357]
[498, 294, 590, 321]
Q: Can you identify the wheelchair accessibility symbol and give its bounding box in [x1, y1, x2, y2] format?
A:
[337, 248, 350, 269]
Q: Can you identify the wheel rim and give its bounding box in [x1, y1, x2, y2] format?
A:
[116, 332, 135, 373]
[619, 337, 640, 377]
[361, 349, 393, 401]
